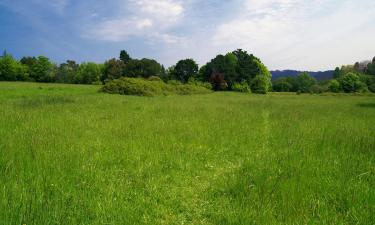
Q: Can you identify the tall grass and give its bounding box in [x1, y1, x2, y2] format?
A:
[0, 82, 374, 225]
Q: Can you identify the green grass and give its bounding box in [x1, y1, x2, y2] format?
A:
[0, 82, 374, 225]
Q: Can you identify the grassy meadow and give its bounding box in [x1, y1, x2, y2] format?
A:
[0, 82, 374, 225]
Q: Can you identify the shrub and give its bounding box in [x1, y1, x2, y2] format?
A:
[251, 75, 269, 94]
[328, 79, 341, 93]
[148, 76, 163, 82]
[102, 77, 211, 96]
[340, 72, 368, 93]
[232, 81, 251, 93]
[369, 83, 375, 93]
[310, 84, 328, 94]
[187, 77, 213, 90]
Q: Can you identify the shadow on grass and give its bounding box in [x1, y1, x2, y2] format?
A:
[357, 103, 375, 108]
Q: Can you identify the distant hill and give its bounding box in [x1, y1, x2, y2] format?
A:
[271, 70, 333, 81]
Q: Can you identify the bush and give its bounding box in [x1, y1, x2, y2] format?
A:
[340, 72, 368, 93]
[187, 77, 213, 90]
[148, 76, 163, 82]
[310, 84, 328, 94]
[232, 81, 251, 93]
[102, 77, 212, 96]
[328, 79, 341, 93]
[369, 83, 375, 93]
[251, 75, 269, 94]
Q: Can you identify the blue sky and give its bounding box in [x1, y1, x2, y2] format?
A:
[0, 0, 374, 70]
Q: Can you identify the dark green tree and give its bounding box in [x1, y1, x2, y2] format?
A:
[272, 77, 293, 92]
[120, 50, 131, 64]
[171, 59, 198, 83]
[123, 58, 163, 78]
[101, 59, 125, 83]
[56, 60, 79, 83]
[333, 67, 341, 79]
[295, 72, 317, 93]
[28, 56, 56, 82]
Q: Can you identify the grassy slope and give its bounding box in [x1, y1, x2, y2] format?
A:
[0, 82, 374, 225]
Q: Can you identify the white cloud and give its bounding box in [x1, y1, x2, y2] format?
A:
[85, 0, 184, 43]
[211, 0, 375, 70]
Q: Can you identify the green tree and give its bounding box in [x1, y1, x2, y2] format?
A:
[340, 72, 367, 93]
[123, 58, 163, 78]
[367, 57, 375, 75]
[0, 53, 28, 81]
[56, 60, 79, 83]
[272, 77, 293, 92]
[233, 49, 260, 83]
[171, 59, 198, 83]
[76, 62, 103, 84]
[251, 59, 272, 93]
[28, 56, 56, 82]
[102, 59, 125, 83]
[120, 50, 131, 64]
[295, 72, 317, 93]
[333, 67, 341, 79]
[328, 79, 341, 92]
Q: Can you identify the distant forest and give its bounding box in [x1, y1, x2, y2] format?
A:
[271, 70, 333, 81]
[0, 49, 374, 94]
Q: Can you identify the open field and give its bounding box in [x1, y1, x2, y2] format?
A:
[0, 82, 374, 225]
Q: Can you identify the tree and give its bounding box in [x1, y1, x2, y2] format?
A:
[27, 56, 56, 82]
[340, 72, 367, 93]
[101, 59, 125, 83]
[295, 72, 317, 93]
[328, 79, 341, 92]
[0, 53, 28, 81]
[272, 77, 293, 92]
[56, 60, 79, 83]
[233, 49, 260, 83]
[201, 54, 237, 88]
[367, 57, 375, 75]
[123, 58, 163, 78]
[200, 49, 271, 93]
[171, 59, 198, 83]
[333, 67, 341, 79]
[120, 50, 131, 64]
[251, 59, 272, 93]
[76, 62, 103, 84]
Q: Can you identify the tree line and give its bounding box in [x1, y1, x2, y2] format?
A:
[0, 49, 271, 93]
[272, 57, 375, 93]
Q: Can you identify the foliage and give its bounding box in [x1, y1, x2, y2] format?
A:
[340, 72, 363, 93]
[102, 77, 211, 96]
[27, 56, 56, 82]
[123, 58, 163, 78]
[251, 74, 269, 94]
[200, 49, 271, 93]
[295, 72, 317, 93]
[56, 60, 79, 83]
[76, 62, 103, 84]
[0, 53, 28, 81]
[272, 77, 293, 92]
[119, 50, 131, 64]
[101, 58, 125, 83]
[187, 77, 212, 90]
[328, 79, 341, 93]
[310, 84, 327, 94]
[171, 59, 198, 83]
[333, 67, 341, 79]
[232, 81, 251, 93]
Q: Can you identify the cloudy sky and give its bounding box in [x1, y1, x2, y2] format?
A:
[0, 0, 374, 70]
